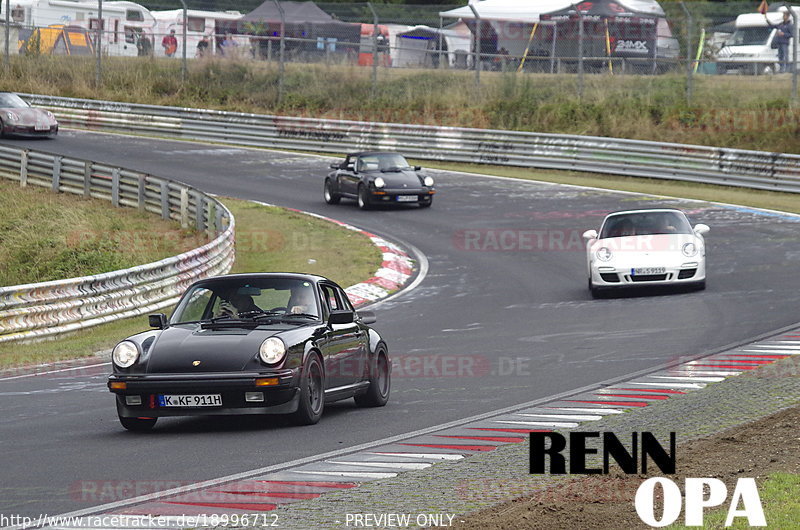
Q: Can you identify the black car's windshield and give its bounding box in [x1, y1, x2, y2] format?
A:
[358, 153, 411, 172]
[0, 93, 30, 109]
[599, 211, 693, 239]
[172, 278, 319, 324]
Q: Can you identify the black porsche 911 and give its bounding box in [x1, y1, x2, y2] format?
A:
[324, 151, 435, 209]
[108, 273, 390, 431]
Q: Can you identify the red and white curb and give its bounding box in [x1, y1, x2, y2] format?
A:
[263, 204, 417, 307]
[31, 328, 800, 528]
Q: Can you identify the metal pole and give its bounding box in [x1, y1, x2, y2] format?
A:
[4, 0, 10, 67]
[179, 0, 187, 82]
[273, 0, 285, 105]
[679, 2, 693, 105]
[95, 0, 103, 88]
[791, 7, 798, 103]
[438, 16, 443, 68]
[367, 2, 378, 97]
[576, 6, 584, 100]
[468, 4, 481, 87]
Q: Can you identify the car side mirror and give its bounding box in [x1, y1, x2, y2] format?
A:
[329, 310, 355, 325]
[149, 313, 168, 329]
[329, 163, 339, 169]
[414, 166, 421, 171]
[693, 224, 710, 235]
[582, 229, 598, 241]
[358, 311, 377, 325]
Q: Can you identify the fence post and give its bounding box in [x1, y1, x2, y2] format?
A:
[273, 0, 285, 105]
[137, 175, 146, 212]
[180, 187, 189, 228]
[468, 4, 481, 87]
[4, 0, 10, 68]
[195, 191, 204, 231]
[160, 180, 169, 220]
[111, 168, 120, 207]
[20, 150, 28, 187]
[577, 6, 584, 100]
[83, 161, 91, 197]
[206, 201, 214, 239]
[51, 156, 62, 193]
[367, 2, 379, 98]
[179, 0, 188, 83]
[792, 9, 798, 104]
[95, 0, 103, 88]
[679, 2, 693, 105]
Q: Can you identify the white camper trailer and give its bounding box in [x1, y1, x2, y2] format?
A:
[151, 9, 244, 58]
[1, 0, 156, 56]
[716, 7, 799, 75]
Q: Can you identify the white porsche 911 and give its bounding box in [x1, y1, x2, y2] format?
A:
[583, 209, 709, 298]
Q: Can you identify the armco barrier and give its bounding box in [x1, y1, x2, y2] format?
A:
[0, 144, 235, 343]
[23, 93, 800, 194]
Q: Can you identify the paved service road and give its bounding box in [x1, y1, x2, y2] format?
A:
[2, 131, 800, 518]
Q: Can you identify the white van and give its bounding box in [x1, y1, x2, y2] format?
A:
[716, 7, 798, 75]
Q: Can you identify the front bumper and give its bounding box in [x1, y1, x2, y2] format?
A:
[2, 124, 58, 137]
[109, 370, 300, 418]
[369, 188, 434, 204]
[590, 260, 706, 289]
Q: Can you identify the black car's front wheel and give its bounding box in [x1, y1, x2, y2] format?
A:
[324, 179, 341, 205]
[355, 348, 390, 407]
[292, 354, 325, 425]
[419, 196, 433, 208]
[357, 184, 371, 210]
[119, 416, 157, 432]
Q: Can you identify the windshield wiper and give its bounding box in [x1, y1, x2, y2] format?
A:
[279, 313, 319, 320]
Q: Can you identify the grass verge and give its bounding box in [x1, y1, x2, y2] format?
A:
[0, 179, 202, 285]
[665, 473, 800, 529]
[0, 197, 382, 370]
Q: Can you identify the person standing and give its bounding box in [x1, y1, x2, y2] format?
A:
[767, 8, 795, 73]
[162, 29, 178, 57]
[196, 35, 210, 58]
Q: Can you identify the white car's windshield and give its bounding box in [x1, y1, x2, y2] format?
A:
[172, 278, 319, 323]
[599, 211, 693, 239]
[0, 93, 30, 109]
[727, 27, 771, 46]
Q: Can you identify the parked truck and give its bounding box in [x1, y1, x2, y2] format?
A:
[716, 6, 798, 75]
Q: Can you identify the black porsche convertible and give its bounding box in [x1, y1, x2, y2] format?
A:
[324, 151, 435, 209]
[108, 273, 390, 431]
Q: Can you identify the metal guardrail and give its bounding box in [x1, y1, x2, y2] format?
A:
[0, 144, 235, 343]
[23, 93, 800, 194]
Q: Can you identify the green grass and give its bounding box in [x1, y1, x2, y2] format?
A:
[1, 56, 798, 154]
[0, 197, 382, 370]
[0, 179, 202, 285]
[666, 473, 800, 529]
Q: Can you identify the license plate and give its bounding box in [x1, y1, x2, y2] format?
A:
[632, 267, 666, 275]
[158, 394, 222, 407]
[396, 195, 418, 203]
[35, 124, 49, 131]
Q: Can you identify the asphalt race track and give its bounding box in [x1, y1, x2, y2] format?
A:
[2, 130, 800, 519]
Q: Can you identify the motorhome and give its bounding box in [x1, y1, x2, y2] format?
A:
[151, 9, 243, 58]
[1, 0, 156, 56]
[716, 7, 799, 75]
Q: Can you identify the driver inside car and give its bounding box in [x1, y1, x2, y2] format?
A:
[287, 285, 316, 315]
[219, 292, 261, 317]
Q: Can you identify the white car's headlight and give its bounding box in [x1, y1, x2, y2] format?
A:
[6, 112, 19, 122]
[373, 177, 386, 189]
[423, 176, 434, 187]
[596, 247, 613, 262]
[112, 341, 140, 368]
[682, 242, 698, 257]
[259, 337, 286, 365]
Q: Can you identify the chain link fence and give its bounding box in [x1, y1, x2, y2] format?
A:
[1, 1, 798, 103]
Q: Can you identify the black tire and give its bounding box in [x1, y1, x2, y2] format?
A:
[0, 119, 5, 138]
[324, 179, 341, 205]
[119, 416, 157, 432]
[291, 354, 325, 425]
[589, 278, 601, 299]
[357, 184, 371, 210]
[419, 196, 433, 208]
[354, 349, 391, 408]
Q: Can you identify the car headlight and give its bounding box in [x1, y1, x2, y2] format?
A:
[373, 177, 386, 189]
[46, 111, 55, 120]
[595, 247, 613, 262]
[112, 341, 140, 368]
[259, 337, 286, 365]
[6, 112, 19, 122]
[682, 242, 698, 257]
[423, 176, 434, 187]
